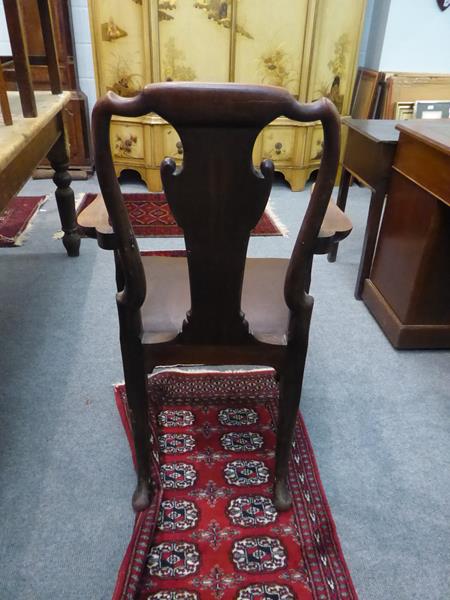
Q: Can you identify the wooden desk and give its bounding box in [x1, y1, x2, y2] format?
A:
[362, 120, 450, 349]
[328, 119, 400, 298]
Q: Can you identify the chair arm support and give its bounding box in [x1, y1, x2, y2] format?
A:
[314, 199, 352, 254]
[319, 200, 352, 240]
[77, 194, 118, 250]
[92, 98, 146, 310]
[283, 97, 341, 311]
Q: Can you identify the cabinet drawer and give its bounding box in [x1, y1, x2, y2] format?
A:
[111, 122, 145, 161]
[253, 132, 263, 166]
[152, 124, 184, 166]
[162, 126, 184, 162]
[262, 127, 296, 164]
[307, 123, 348, 165]
[308, 126, 324, 163]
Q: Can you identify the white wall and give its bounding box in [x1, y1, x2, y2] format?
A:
[358, 0, 376, 67]
[70, 0, 96, 113]
[362, 0, 450, 73]
[0, 4, 11, 55]
[361, 0, 391, 70]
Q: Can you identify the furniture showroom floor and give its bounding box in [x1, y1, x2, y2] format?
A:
[0, 173, 448, 600]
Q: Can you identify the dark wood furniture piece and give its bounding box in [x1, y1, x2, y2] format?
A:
[86, 82, 351, 512]
[362, 120, 450, 349]
[1, 0, 93, 177]
[0, 0, 80, 256]
[379, 72, 450, 119]
[351, 67, 383, 119]
[348, 70, 450, 121]
[328, 119, 400, 299]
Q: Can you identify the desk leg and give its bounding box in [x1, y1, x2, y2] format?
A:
[354, 186, 386, 300]
[327, 167, 351, 263]
[48, 133, 80, 257]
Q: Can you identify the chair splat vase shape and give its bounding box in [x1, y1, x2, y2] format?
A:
[91, 82, 348, 512]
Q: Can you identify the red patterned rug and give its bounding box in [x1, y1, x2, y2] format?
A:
[77, 193, 285, 237]
[0, 195, 47, 247]
[113, 370, 357, 600]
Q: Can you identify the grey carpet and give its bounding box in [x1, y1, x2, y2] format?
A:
[0, 174, 449, 600]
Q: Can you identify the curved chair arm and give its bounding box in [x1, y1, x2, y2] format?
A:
[92, 94, 147, 310]
[76, 191, 352, 255]
[283, 97, 341, 311]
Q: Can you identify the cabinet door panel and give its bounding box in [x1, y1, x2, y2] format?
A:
[307, 0, 365, 114]
[91, 0, 148, 96]
[158, 1, 231, 82]
[234, 0, 308, 97]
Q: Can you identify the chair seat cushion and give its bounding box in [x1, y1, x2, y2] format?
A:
[141, 255, 290, 345]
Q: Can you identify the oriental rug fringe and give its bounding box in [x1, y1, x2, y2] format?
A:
[113, 370, 357, 600]
[0, 195, 47, 247]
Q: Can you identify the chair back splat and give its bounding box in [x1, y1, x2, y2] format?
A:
[93, 83, 340, 344]
[91, 82, 345, 512]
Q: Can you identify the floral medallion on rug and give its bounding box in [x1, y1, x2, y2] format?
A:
[113, 370, 357, 600]
[0, 195, 47, 247]
[77, 193, 285, 237]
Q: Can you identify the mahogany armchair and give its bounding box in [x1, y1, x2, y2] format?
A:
[88, 83, 351, 512]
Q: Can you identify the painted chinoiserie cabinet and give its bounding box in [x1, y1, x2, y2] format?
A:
[88, 0, 366, 191]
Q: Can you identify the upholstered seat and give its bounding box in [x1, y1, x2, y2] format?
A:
[141, 255, 289, 345]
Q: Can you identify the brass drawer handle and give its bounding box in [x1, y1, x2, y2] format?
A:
[275, 142, 283, 155]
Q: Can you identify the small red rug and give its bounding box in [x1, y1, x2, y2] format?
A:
[0, 195, 47, 247]
[113, 370, 357, 600]
[77, 193, 285, 237]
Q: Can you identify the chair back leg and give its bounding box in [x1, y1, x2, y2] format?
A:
[36, 0, 62, 94]
[3, 0, 37, 117]
[275, 299, 314, 510]
[0, 62, 12, 125]
[118, 303, 153, 511]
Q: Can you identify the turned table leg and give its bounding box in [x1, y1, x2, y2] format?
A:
[47, 132, 80, 257]
[354, 185, 386, 300]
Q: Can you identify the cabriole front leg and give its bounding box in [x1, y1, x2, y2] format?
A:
[47, 133, 80, 257]
[118, 304, 152, 511]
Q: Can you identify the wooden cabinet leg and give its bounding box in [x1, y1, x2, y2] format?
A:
[354, 186, 386, 299]
[328, 167, 351, 262]
[47, 132, 80, 257]
[282, 168, 309, 192]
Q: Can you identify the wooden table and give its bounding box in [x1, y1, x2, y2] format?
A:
[0, 91, 80, 256]
[328, 119, 400, 298]
[362, 120, 450, 349]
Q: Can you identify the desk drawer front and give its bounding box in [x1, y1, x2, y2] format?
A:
[394, 135, 450, 207]
[345, 129, 395, 189]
